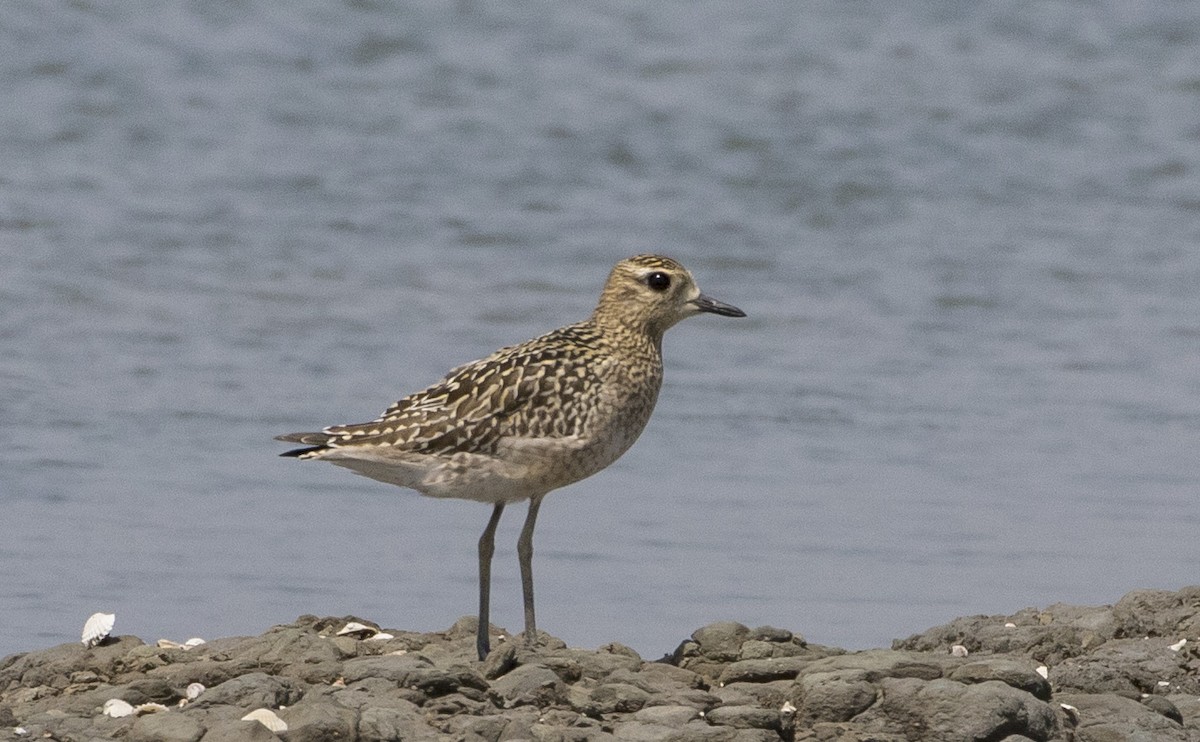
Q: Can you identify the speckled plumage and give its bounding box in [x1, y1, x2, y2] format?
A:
[277, 254, 745, 659]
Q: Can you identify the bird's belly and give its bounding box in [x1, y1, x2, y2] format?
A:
[417, 421, 646, 504]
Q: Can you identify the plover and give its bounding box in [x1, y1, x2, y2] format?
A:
[277, 254, 745, 659]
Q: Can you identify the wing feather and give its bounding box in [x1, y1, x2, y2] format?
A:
[284, 322, 605, 456]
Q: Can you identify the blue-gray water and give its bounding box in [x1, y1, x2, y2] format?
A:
[3, 2, 1198, 659]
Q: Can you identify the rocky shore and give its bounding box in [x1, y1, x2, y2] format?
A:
[2, 587, 1198, 741]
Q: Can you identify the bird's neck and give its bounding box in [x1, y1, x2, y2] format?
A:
[590, 308, 664, 357]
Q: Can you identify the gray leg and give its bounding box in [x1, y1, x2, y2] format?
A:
[517, 495, 544, 646]
[477, 503, 505, 661]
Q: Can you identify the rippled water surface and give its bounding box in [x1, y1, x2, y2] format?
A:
[2, 2, 1199, 658]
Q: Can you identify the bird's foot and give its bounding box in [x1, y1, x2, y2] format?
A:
[513, 628, 565, 659]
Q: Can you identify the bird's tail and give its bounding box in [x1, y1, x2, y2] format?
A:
[275, 431, 333, 458]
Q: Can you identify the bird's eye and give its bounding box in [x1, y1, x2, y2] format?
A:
[646, 271, 671, 291]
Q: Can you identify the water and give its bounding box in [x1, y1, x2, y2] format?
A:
[2, 2, 1198, 659]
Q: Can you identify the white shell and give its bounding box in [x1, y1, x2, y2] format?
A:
[779, 700, 797, 715]
[365, 632, 395, 642]
[1169, 638, 1187, 651]
[82, 613, 115, 648]
[336, 622, 378, 638]
[1036, 665, 1049, 679]
[186, 682, 206, 700]
[103, 698, 134, 718]
[950, 644, 969, 657]
[242, 708, 288, 733]
[134, 702, 168, 715]
[184, 637, 206, 648]
[1004, 622, 1017, 628]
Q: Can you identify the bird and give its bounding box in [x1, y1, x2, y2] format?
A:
[276, 254, 745, 660]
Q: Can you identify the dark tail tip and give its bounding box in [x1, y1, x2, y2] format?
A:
[277, 431, 330, 458]
[279, 446, 325, 458]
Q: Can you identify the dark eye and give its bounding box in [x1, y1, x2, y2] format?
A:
[646, 271, 671, 291]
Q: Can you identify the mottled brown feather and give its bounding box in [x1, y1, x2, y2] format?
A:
[276, 254, 743, 504]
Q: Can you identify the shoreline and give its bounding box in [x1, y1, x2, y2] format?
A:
[2, 586, 1197, 741]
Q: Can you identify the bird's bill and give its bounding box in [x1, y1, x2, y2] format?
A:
[691, 293, 746, 317]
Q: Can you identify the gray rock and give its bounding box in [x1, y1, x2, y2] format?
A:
[798, 723, 907, 742]
[358, 704, 441, 741]
[193, 671, 303, 710]
[528, 708, 611, 741]
[1050, 636, 1198, 695]
[446, 712, 507, 741]
[735, 641, 777, 661]
[792, 669, 877, 723]
[550, 646, 643, 681]
[594, 668, 673, 697]
[445, 707, 545, 740]
[749, 626, 795, 643]
[198, 718, 282, 741]
[582, 682, 651, 714]
[126, 712, 206, 742]
[798, 649, 948, 683]
[894, 604, 1117, 664]
[6, 682, 123, 717]
[691, 621, 752, 662]
[704, 704, 779, 730]
[718, 655, 811, 685]
[1112, 586, 1200, 639]
[599, 664, 718, 711]
[496, 705, 543, 739]
[630, 704, 701, 725]
[510, 634, 569, 663]
[1056, 692, 1190, 741]
[18, 709, 117, 742]
[637, 661, 704, 689]
[333, 676, 424, 711]
[948, 658, 1052, 700]
[279, 693, 358, 742]
[1168, 694, 1200, 737]
[488, 663, 566, 708]
[187, 627, 347, 686]
[610, 719, 755, 741]
[1141, 694, 1183, 725]
[712, 680, 788, 710]
[0, 636, 146, 690]
[481, 641, 519, 680]
[608, 720, 680, 741]
[599, 642, 642, 659]
[502, 646, 638, 694]
[122, 677, 181, 704]
[342, 653, 486, 696]
[871, 678, 1057, 742]
[342, 676, 429, 708]
[422, 690, 489, 717]
[657, 686, 723, 711]
[4, 591, 1200, 742]
[182, 704, 257, 731]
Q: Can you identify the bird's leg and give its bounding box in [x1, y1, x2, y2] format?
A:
[477, 503, 505, 661]
[517, 495, 544, 648]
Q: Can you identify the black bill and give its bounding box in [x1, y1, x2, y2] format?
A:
[691, 293, 746, 317]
